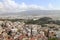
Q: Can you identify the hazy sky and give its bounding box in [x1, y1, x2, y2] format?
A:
[0, 0, 60, 13]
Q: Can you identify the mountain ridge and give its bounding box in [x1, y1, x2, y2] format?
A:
[0, 10, 60, 16]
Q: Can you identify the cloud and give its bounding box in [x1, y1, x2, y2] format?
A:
[48, 3, 56, 10]
[48, 3, 53, 9]
[0, 0, 47, 13]
[0, 0, 58, 13]
[48, 3, 59, 10]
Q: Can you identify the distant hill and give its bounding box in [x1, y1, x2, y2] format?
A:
[0, 10, 60, 19]
[25, 17, 60, 25]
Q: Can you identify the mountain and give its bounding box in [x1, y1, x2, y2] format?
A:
[0, 10, 60, 17]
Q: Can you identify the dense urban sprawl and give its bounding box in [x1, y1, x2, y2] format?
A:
[0, 17, 59, 40]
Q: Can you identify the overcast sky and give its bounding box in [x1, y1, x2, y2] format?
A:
[0, 0, 60, 13]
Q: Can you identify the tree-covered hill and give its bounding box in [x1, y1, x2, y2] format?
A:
[25, 17, 60, 25]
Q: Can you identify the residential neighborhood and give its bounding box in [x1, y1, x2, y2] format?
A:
[0, 17, 59, 40]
